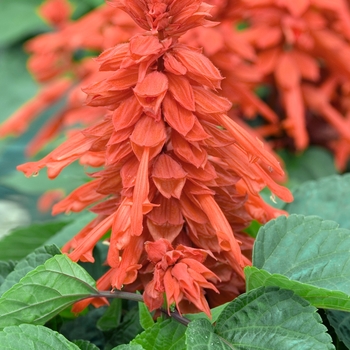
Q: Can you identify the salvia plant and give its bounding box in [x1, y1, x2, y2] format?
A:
[1, 0, 350, 349]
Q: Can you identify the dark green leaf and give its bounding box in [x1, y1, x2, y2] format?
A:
[105, 306, 143, 349]
[97, 298, 122, 331]
[284, 174, 350, 229]
[131, 318, 186, 350]
[0, 222, 69, 261]
[0, 261, 16, 287]
[214, 287, 334, 350]
[0, 254, 98, 329]
[324, 310, 350, 349]
[61, 308, 106, 349]
[186, 318, 232, 349]
[0, 324, 80, 350]
[0, 244, 61, 297]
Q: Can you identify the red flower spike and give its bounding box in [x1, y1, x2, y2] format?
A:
[14, 0, 295, 316]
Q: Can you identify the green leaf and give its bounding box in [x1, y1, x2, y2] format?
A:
[131, 318, 186, 350]
[60, 307, 106, 349]
[247, 215, 350, 309]
[279, 147, 337, 187]
[245, 267, 350, 311]
[72, 339, 100, 350]
[97, 298, 122, 331]
[1, 161, 91, 195]
[105, 305, 144, 349]
[0, 0, 49, 47]
[213, 287, 334, 350]
[253, 215, 350, 291]
[325, 310, 350, 349]
[45, 212, 96, 248]
[112, 345, 145, 350]
[0, 244, 61, 297]
[0, 324, 80, 350]
[0, 254, 98, 329]
[186, 318, 232, 349]
[0, 261, 16, 287]
[138, 301, 154, 330]
[284, 174, 350, 229]
[0, 221, 69, 261]
[185, 302, 229, 324]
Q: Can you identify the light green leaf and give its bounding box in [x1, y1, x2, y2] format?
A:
[185, 302, 229, 324]
[214, 287, 334, 350]
[0, 244, 61, 297]
[138, 301, 154, 330]
[0, 222, 69, 261]
[284, 174, 350, 229]
[186, 318, 233, 349]
[112, 345, 145, 350]
[0, 254, 98, 329]
[0, 324, 80, 350]
[131, 318, 186, 350]
[72, 339, 100, 350]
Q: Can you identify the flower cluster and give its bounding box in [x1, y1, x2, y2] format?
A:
[16, 0, 292, 315]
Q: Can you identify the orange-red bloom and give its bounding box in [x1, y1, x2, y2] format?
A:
[16, 0, 292, 315]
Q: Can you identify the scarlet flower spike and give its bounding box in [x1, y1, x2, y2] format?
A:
[16, 0, 293, 316]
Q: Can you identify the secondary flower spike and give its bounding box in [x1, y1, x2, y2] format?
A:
[17, 0, 292, 316]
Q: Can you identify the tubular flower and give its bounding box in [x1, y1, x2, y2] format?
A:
[17, 0, 292, 315]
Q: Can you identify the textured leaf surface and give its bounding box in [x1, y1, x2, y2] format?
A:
[0, 254, 98, 329]
[253, 215, 350, 292]
[213, 287, 333, 350]
[245, 267, 350, 311]
[0, 245, 61, 297]
[0, 223, 68, 261]
[186, 319, 232, 349]
[0, 324, 80, 350]
[284, 174, 350, 229]
[131, 318, 186, 350]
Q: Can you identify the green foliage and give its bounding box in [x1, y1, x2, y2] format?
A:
[0, 254, 98, 329]
[0, 244, 61, 297]
[284, 174, 350, 229]
[0, 324, 80, 350]
[130, 318, 186, 350]
[0, 222, 69, 261]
